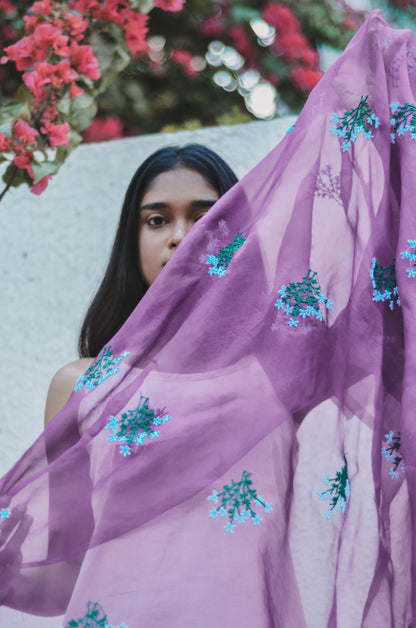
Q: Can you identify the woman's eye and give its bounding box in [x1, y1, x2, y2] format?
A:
[194, 212, 208, 223]
[147, 216, 167, 227]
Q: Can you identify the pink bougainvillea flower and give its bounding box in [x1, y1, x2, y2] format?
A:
[69, 83, 84, 98]
[1, 37, 38, 71]
[41, 121, 70, 147]
[33, 22, 62, 54]
[95, 0, 123, 25]
[262, 3, 299, 34]
[2, 23, 16, 41]
[31, 174, 52, 195]
[198, 17, 224, 38]
[83, 116, 123, 142]
[344, 18, 358, 30]
[69, 43, 100, 79]
[154, 0, 185, 11]
[0, 132, 12, 152]
[23, 67, 51, 98]
[40, 103, 59, 123]
[277, 32, 311, 61]
[52, 33, 71, 57]
[230, 24, 259, 64]
[14, 119, 39, 147]
[14, 150, 34, 177]
[31, 0, 52, 17]
[123, 12, 149, 55]
[172, 49, 199, 77]
[63, 11, 88, 40]
[290, 65, 322, 91]
[23, 15, 41, 34]
[0, 0, 16, 15]
[299, 47, 318, 67]
[68, 0, 100, 15]
[54, 59, 78, 84]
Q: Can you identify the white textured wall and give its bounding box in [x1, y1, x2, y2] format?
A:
[0, 117, 296, 476]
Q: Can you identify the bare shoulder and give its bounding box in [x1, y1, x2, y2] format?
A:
[44, 358, 94, 427]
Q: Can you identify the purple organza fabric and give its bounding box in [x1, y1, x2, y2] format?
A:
[0, 11, 415, 627]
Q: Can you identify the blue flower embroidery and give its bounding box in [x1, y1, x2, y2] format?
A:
[206, 232, 246, 277]
[207, 470, 272, 533]
[275, 269, 332, 328]
[390, 102, 416, 143]
[382, 431, 404, 479]
[0, 508, 11, 519]
[55, 601, 128, 628]
[329, 96, 379, 151]
[75, 345, 129, 392]
[370, 258, 400, 309]
[105, 396, 171, 456]
[400, 239, 416, 278]
[316, 463, 350, 519]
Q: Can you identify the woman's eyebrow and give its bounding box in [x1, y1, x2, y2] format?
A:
[140, 202, 168, 211]
[190, 200, 217, 208]
[140, 199, 217, 211]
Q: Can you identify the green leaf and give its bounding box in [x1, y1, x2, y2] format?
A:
[2, 162, 31, 188]
[230, 7, 260, 23]
[15, 84, 33, 104]
[77, 75, 95, 90]
[31, 160, 57, 183]
[130, 0, 154, 12]
[57, 94, 72, 116]
[91, 31, 131, 94]
[68, 128, 83, 149]
[53, 128, 82, 167]
[0, 101, 27, 137]
[263, 55, 289, 77]
[68, 92, 97, 132]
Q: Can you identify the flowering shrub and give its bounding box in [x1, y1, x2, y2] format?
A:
[0, 0, 185, 199]
[82, 116, 123, 142]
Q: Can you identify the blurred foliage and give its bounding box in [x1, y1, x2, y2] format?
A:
[366, 0, 416, 29]
[89, 0, 352, 137]
[1, 0, 416, 143]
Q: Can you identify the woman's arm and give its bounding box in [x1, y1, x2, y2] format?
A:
[44, 358, 94, 427]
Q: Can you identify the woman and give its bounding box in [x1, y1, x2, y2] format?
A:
[1, 12, 415, 626]
[44, 144, 238, 426]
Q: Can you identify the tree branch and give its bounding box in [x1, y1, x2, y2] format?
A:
[0, 164, 18, 203]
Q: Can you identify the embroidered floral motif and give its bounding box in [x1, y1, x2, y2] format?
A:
[315, 164, 342, 205]
[75, 345, 129, 392]
[200, 219, 230, 264]
[0, 508, 11, 519]
[207, 470, 272, 534]
[105, 396, 171, 456]
[382, 431, 404, 479]
[407, 47, 416, 75]
[330, 95, 380, 151]
[400, 239, 416, 278]
[382, 31, 398, 52]
[275, 269, 332, 328]
[56, 601, 128, 628]
[370, 258, 400, 309]
[390, 102, 416, 143]
[206, 232, 246, 277]
[317, 462, 350, 520]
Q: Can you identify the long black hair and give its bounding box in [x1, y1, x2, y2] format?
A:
[78, 143, 239, 358]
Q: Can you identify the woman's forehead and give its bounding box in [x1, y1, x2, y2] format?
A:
[142, 168, 219, 202]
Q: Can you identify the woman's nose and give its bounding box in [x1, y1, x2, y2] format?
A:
[168, 220, 190, 248]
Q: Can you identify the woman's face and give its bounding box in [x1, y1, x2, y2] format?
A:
[138, 167, 220, 285]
